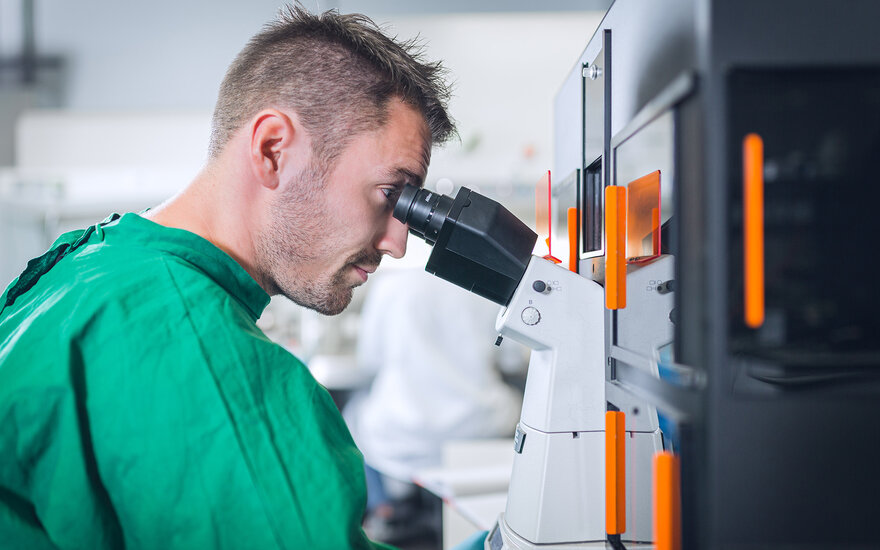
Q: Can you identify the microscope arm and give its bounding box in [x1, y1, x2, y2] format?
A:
[493, 256, 609, 544]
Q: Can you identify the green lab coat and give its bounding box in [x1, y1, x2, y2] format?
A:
[0, 213, 393, 550]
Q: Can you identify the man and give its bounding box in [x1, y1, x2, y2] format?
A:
[0, 6, 479, 549]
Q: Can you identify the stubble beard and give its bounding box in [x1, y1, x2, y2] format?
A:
[254, 161, 380, 316]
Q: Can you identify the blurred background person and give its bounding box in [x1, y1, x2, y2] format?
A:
[343, 263, 528, 546]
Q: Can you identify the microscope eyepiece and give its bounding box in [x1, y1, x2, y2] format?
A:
[393, 185, 454, 245]
[391, 183, 538, 306]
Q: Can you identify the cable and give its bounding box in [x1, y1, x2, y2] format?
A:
[607, 533, 627, 550]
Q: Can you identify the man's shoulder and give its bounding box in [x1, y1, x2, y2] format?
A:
[61, 234, 237, 304]
[1, 237, 234, 346]
[0, 233, 304, 386]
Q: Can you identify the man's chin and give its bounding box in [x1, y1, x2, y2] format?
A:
[286, 287, 353, 316]
[314, 294, 352, 316]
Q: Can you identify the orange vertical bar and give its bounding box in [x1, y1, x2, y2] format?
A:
[652, 207, 661, 256]
[743, 133, 765, 328]
[605, 186, 627, 309]
[534, 171, 551, 251]
[606, 411, 626, 535]
[547, 171, 552, 254]
[567, 207, 578, 273]
[653, 451, 681, 550]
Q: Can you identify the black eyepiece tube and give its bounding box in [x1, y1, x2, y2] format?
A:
[393, 185, 454, 245]
[392, 183, 538, 306]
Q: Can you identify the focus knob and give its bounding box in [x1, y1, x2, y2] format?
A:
[521, 306, 541, 326]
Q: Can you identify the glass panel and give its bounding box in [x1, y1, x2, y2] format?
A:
[552, 169, 579, 269]
[614, 110, 674, 227]
[580, 38, 607, 262]
[583, 45, 605, 165]
[728, 68, 880, 369]
[534, 170, 551, 257]
[611, 108, 676, 364]
[625, 170, 661, 263]
[581, 157, 603, 258]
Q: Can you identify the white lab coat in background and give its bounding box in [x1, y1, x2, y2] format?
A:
[344, 267, 526, 482]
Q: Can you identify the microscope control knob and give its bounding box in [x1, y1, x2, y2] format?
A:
[521, 306, 541, 326]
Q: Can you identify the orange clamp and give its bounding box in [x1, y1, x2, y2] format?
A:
[743, 133, 765, 328]
[653, 451, 681, 550]
[567, 207, 579, 273]
[606, 411, 626, 535]
[605, 185, 627, 309]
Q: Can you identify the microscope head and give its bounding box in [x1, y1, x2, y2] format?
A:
[393, 184, 537, 306]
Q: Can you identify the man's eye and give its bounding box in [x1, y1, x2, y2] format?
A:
[382, 187, 402, 203]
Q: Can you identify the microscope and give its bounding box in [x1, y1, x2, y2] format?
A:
[393, 184, 660, 548]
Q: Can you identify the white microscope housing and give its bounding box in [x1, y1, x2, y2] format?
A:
[493, 256, 607, 546]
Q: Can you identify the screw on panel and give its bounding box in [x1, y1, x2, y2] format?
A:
[583, 64, 603, 80]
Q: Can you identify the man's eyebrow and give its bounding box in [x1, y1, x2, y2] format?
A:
[386, 167, 426, 188]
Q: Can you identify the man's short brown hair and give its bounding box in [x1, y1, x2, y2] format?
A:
[208, 4, 455, 165]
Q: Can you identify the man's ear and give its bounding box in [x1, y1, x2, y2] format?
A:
[249, 109, 297, 189]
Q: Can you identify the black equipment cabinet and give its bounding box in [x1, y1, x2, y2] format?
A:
[554, 1, 880, 547]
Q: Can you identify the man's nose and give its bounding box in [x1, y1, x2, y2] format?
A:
[376, 215, 408, 259]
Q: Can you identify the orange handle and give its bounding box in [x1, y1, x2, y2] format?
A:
[743, 133, 765, 328]
[567, 207, 578, 273]
[653, 451, 681, 550]
[606, 411, 626, 535]
[605, 186, 627, 309]
[652, 206, 661, 256]
[534, 170, 551, 252]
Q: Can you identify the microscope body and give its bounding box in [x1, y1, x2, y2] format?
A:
[493, 256, 606, 545]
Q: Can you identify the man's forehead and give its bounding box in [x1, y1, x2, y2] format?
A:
[389, 126, 431, 188]
[414, 143, 430, 187]
[389, 98, 432, 180]
[418, 141, 431, 182]
[327, 99, 431, 186]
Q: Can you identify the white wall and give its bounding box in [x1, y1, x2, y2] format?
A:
[1, 1, 602, 283]
[32, 0, 281, 111]
[388, 12, 600, 189]
[23, 2, 599, 188]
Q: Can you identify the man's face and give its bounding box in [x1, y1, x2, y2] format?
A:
[257, 99, 430, 315]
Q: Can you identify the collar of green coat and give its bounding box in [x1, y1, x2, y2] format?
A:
[1, 215, 110, 313]
[106, 213, 271, 320]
